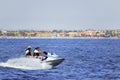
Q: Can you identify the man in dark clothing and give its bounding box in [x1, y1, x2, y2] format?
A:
[24, 46, 32, 57]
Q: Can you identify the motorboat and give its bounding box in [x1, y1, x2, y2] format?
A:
[0, 53, 64, 70]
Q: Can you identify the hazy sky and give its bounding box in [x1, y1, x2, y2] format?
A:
[0, 0, 120, 30]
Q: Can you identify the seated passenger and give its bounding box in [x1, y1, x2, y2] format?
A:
[33, 47, 43, 61]
[24, 46, 32, 57]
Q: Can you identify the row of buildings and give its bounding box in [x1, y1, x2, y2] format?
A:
[0, 30, 120, 38]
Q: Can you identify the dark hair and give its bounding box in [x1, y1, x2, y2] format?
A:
[35, 47, 40, 49]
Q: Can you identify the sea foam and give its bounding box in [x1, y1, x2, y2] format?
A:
[0, 58, 53, 70]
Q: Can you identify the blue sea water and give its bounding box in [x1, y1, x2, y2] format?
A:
[0, 39, 120, 80]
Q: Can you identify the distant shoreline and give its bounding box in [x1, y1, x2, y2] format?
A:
[0, 36, 119, 39]
[0, 29, 120, 39]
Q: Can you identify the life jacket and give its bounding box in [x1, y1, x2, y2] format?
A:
[33, 52, 39, 56]
[25, 49, 31, 56]
[33, 49, 40, 57]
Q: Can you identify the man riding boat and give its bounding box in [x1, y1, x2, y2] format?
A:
[24, 46, 64, 67]
[24, 46, 48, 61]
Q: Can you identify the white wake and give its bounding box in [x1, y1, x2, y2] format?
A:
[0, 58, 53, 70]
